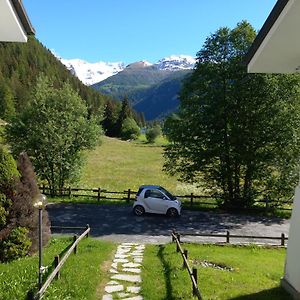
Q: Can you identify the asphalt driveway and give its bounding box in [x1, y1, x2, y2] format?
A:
[47, 203, 290, 245]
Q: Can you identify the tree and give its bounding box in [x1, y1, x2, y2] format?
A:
[146, 125, 162, 143]
[120, 117, 140, 140]
[6, 75, 100, 194]
[102, 100, 118, 137]
[0, 149, 50, 261]
[115, 97, 132, 136]
[0, 82, 16, 121]
[164, 21, 300, 208]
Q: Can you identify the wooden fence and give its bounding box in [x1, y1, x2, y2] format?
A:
[171, 230, 202, 299]
[40, 185, 293, 212]
[172, 230, 288, 246]
[34, 225, 90, 300]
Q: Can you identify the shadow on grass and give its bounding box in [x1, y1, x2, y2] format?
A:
[230, 286, 292, 300]
[26, 239, 74, 299]
[157, 244, 174, 300]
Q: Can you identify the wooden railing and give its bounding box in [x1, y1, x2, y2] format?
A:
[34, 225, 90, 300]
[171, 230, 202, 299]
[40, 185, 293, 212]
[172, 230, 288, 246]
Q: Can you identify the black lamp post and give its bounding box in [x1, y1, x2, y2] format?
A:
[33, 194, 47, 290]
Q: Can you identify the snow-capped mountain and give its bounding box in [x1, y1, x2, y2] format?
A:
[60, 58, 125, 86]
[60, 55, 196, 86]
[154, 55, 196, 71]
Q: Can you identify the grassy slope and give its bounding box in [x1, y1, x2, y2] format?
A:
[142, 244, 291, 300]
[80, 136, 201, 195]
[0, 237, 115, 300]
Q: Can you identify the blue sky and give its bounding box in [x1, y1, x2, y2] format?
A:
[23, 0, 277, 64]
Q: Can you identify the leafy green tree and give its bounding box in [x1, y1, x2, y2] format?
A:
[146, 125, 162, 143]
[164, 21, 300, 208]
[0, 82, 16, 121]
[115, 97, 132, 136]
[102, 100, 118, 137]
[6, 76, 100, 194]
[120, 117, 140, 140]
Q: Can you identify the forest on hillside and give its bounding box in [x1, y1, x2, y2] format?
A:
[0, 37, 144, 132]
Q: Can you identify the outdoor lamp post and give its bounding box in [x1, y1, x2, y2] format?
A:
[33, 194, 47, 290]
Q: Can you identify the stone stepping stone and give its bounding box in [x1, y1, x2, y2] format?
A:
[111, 274, 142, 283]
[123, 262, 141, 268]
[105, 284, 124, 293]
[127, 286, 141, 294]
[114, 258, 129, 263]
[133, 257, 143, 263]
[110, 268, 118, 274]
[111, 262, 118, 269]
[107, 281, 119, 285]
[115, 254, 130, 259]
[122, 296, 143, 300]
[122, 268, 141, 273]
[102, 295, 113, 300]
[117, 292, 131, 298]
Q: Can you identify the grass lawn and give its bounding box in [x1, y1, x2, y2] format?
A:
[80, 136, 204, 195]
[142, 243, 292, 300]
[0, 237, 115, 300]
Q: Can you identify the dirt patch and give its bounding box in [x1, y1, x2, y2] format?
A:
[192, 259, 234, 271]
[95, 249, 116, 298]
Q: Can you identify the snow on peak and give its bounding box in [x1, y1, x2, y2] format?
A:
[155, 55, 196, 71]
[60, 58, 125, 85]
[58, 55, 196, 86]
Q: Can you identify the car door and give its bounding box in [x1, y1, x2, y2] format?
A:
[144, 189, 168, 213]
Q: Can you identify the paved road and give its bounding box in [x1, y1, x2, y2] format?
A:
[47, 203, 290, 245]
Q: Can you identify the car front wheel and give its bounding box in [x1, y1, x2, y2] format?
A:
[167, 207, 179, 217]
[133, 205, 145, 216]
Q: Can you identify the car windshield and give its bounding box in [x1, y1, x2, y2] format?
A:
[158, 187, 176, 200]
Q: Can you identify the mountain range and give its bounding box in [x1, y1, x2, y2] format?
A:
[60, 55, 197, 120]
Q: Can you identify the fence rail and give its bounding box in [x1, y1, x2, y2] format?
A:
[40, 185, 293, 212]
[171, 231, 202, 299]
[173, 230, 288, 246]
[34, 225, 90, 300]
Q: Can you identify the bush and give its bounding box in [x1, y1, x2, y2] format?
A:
[0, 146, 18, 186]
[120, 117, 140, 140]
[146, 125, 162, 143]
[0, 227, 31, 262]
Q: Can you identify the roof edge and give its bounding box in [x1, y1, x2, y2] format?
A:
[10, 0, 35, 35]
[244, 0, 289, 66]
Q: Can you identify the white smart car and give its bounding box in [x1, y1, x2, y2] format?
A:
[133, 185, 181, 217]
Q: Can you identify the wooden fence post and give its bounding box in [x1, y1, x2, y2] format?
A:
[86, 224, 90, 238]
[172, 229, 176, 242]
[190, 193, 194, 206]
[176, 234, 180, 253]
[54, 255, 60, 279]
[73, 235, 78, 254]
[127, 189, 131, 203]
[281, 233, 285, 246]
[265, 198, 269, 212]
[183, 249, 188, 268]
[192, 268, 198, 296]
[226, 231, 230, 243]
[68, 186, 71, 198]
[42, 184, 45, 194]
[97, 188, 101, 202]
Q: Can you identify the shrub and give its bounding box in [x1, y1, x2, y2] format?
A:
[120, 117, 140, 140]
[0, 146, 19, 186]
[146, 125, 162, 143]
[0, 227, 31, 262]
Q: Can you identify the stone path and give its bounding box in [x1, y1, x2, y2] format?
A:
[102, 243, 145, 300]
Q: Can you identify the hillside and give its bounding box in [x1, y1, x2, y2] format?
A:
[92, 63, 191, 120]
[0, 37, 112, 121]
